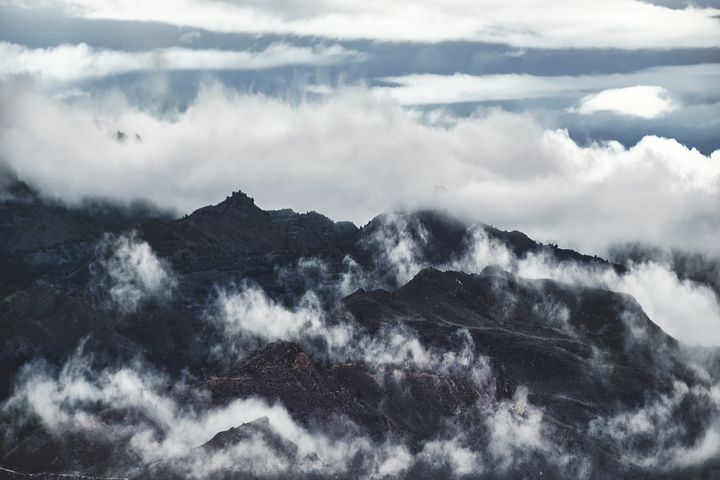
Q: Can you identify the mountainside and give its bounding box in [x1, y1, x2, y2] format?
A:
[0, 184, 718, 480]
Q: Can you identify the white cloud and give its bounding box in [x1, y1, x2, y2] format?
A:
[365, 212, 430, 286]
[612, 262, 720, 346]
[589, 380, 720, 470]
[7, 0, 720, 49]
[448, 232, 720, 347]
[486, 387, 546, 471]
[216, 286, 323, 342]
[213, 285, 353, 356]
[0, 335, 509, 477]
[375, 64, 720, 106]
[0, 41, 365, 82]
[1, 349, 417, 477]
[356, 220, 720, 347]
[212, 281, 490, 371]
[377, 72, 576, 105]
[526, 259, 720, 348]
[92, 232, 177, 313]
[419, 437, 484, 475]
[1, 81, 719, 257]
[574, 85, 676, 118]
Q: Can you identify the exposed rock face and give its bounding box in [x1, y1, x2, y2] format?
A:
[344, 267, 686, 424]
[207, 341, 387, 433]
[0, 186, 717, 479]
[142, 191, 358, 274]
[207, 341, 479, 441]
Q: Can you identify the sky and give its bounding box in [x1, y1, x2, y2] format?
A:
[0, 0, 719, 255]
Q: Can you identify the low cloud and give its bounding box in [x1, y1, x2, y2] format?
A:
[1, 81, 718, 256]
[211, 280, 489, 372]
[1, 347, 377, 476]
[275, 255, 372, 299]
[211, 284, 354, 361]
[352, 217, 720, 346]
[4, 228, 717, 476]
[457, 227, 720, 347]
[485, 387, 547, 471]
[419, 436, 484, 476]
[0, 41, 365, 82]
[364, 212, 430, 287]
[589, 380, 720, 471]
[1, 329, 561, 478]
[91, 232, 177, 313]
[513, 256, 720, 347]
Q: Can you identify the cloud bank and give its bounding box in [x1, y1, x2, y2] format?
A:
[8, 0, 720, 49]
[1, 81, 718, 257]
[0, 41, 365, 83]
[376, 64, 720, 106]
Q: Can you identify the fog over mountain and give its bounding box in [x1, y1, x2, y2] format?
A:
[0, 182, 718, 479]
[1, 1, 719, 479]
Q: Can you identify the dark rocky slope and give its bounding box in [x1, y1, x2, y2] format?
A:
[0, 183, 717, 479]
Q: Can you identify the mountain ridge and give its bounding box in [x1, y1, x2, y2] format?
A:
[0, 183, 717, 479]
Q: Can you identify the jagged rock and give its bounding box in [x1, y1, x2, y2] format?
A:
[202, 417, 298, 459]
[207, 341, 390, 437]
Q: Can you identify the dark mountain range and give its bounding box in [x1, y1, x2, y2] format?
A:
[0, 181, 718, 480]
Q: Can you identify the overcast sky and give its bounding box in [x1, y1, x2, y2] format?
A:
[1, 0, 719, 255]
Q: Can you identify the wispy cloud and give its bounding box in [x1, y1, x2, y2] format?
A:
[574, 85, 676, 119]
[7, 0, 720, 49]
[589, 380, 720, 470]
[91, 232, 177, 313]
[359, 218, 720, 346]
[374, 65, 719, 106]
[0, 41, 366, 82]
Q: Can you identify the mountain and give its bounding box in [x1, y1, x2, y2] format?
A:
[142, 190, 358, 273]
[0, 186, 718, 480]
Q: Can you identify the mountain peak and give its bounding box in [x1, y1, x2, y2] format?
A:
[184, 188, 261, 219]
[222, 189, 256, 208]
